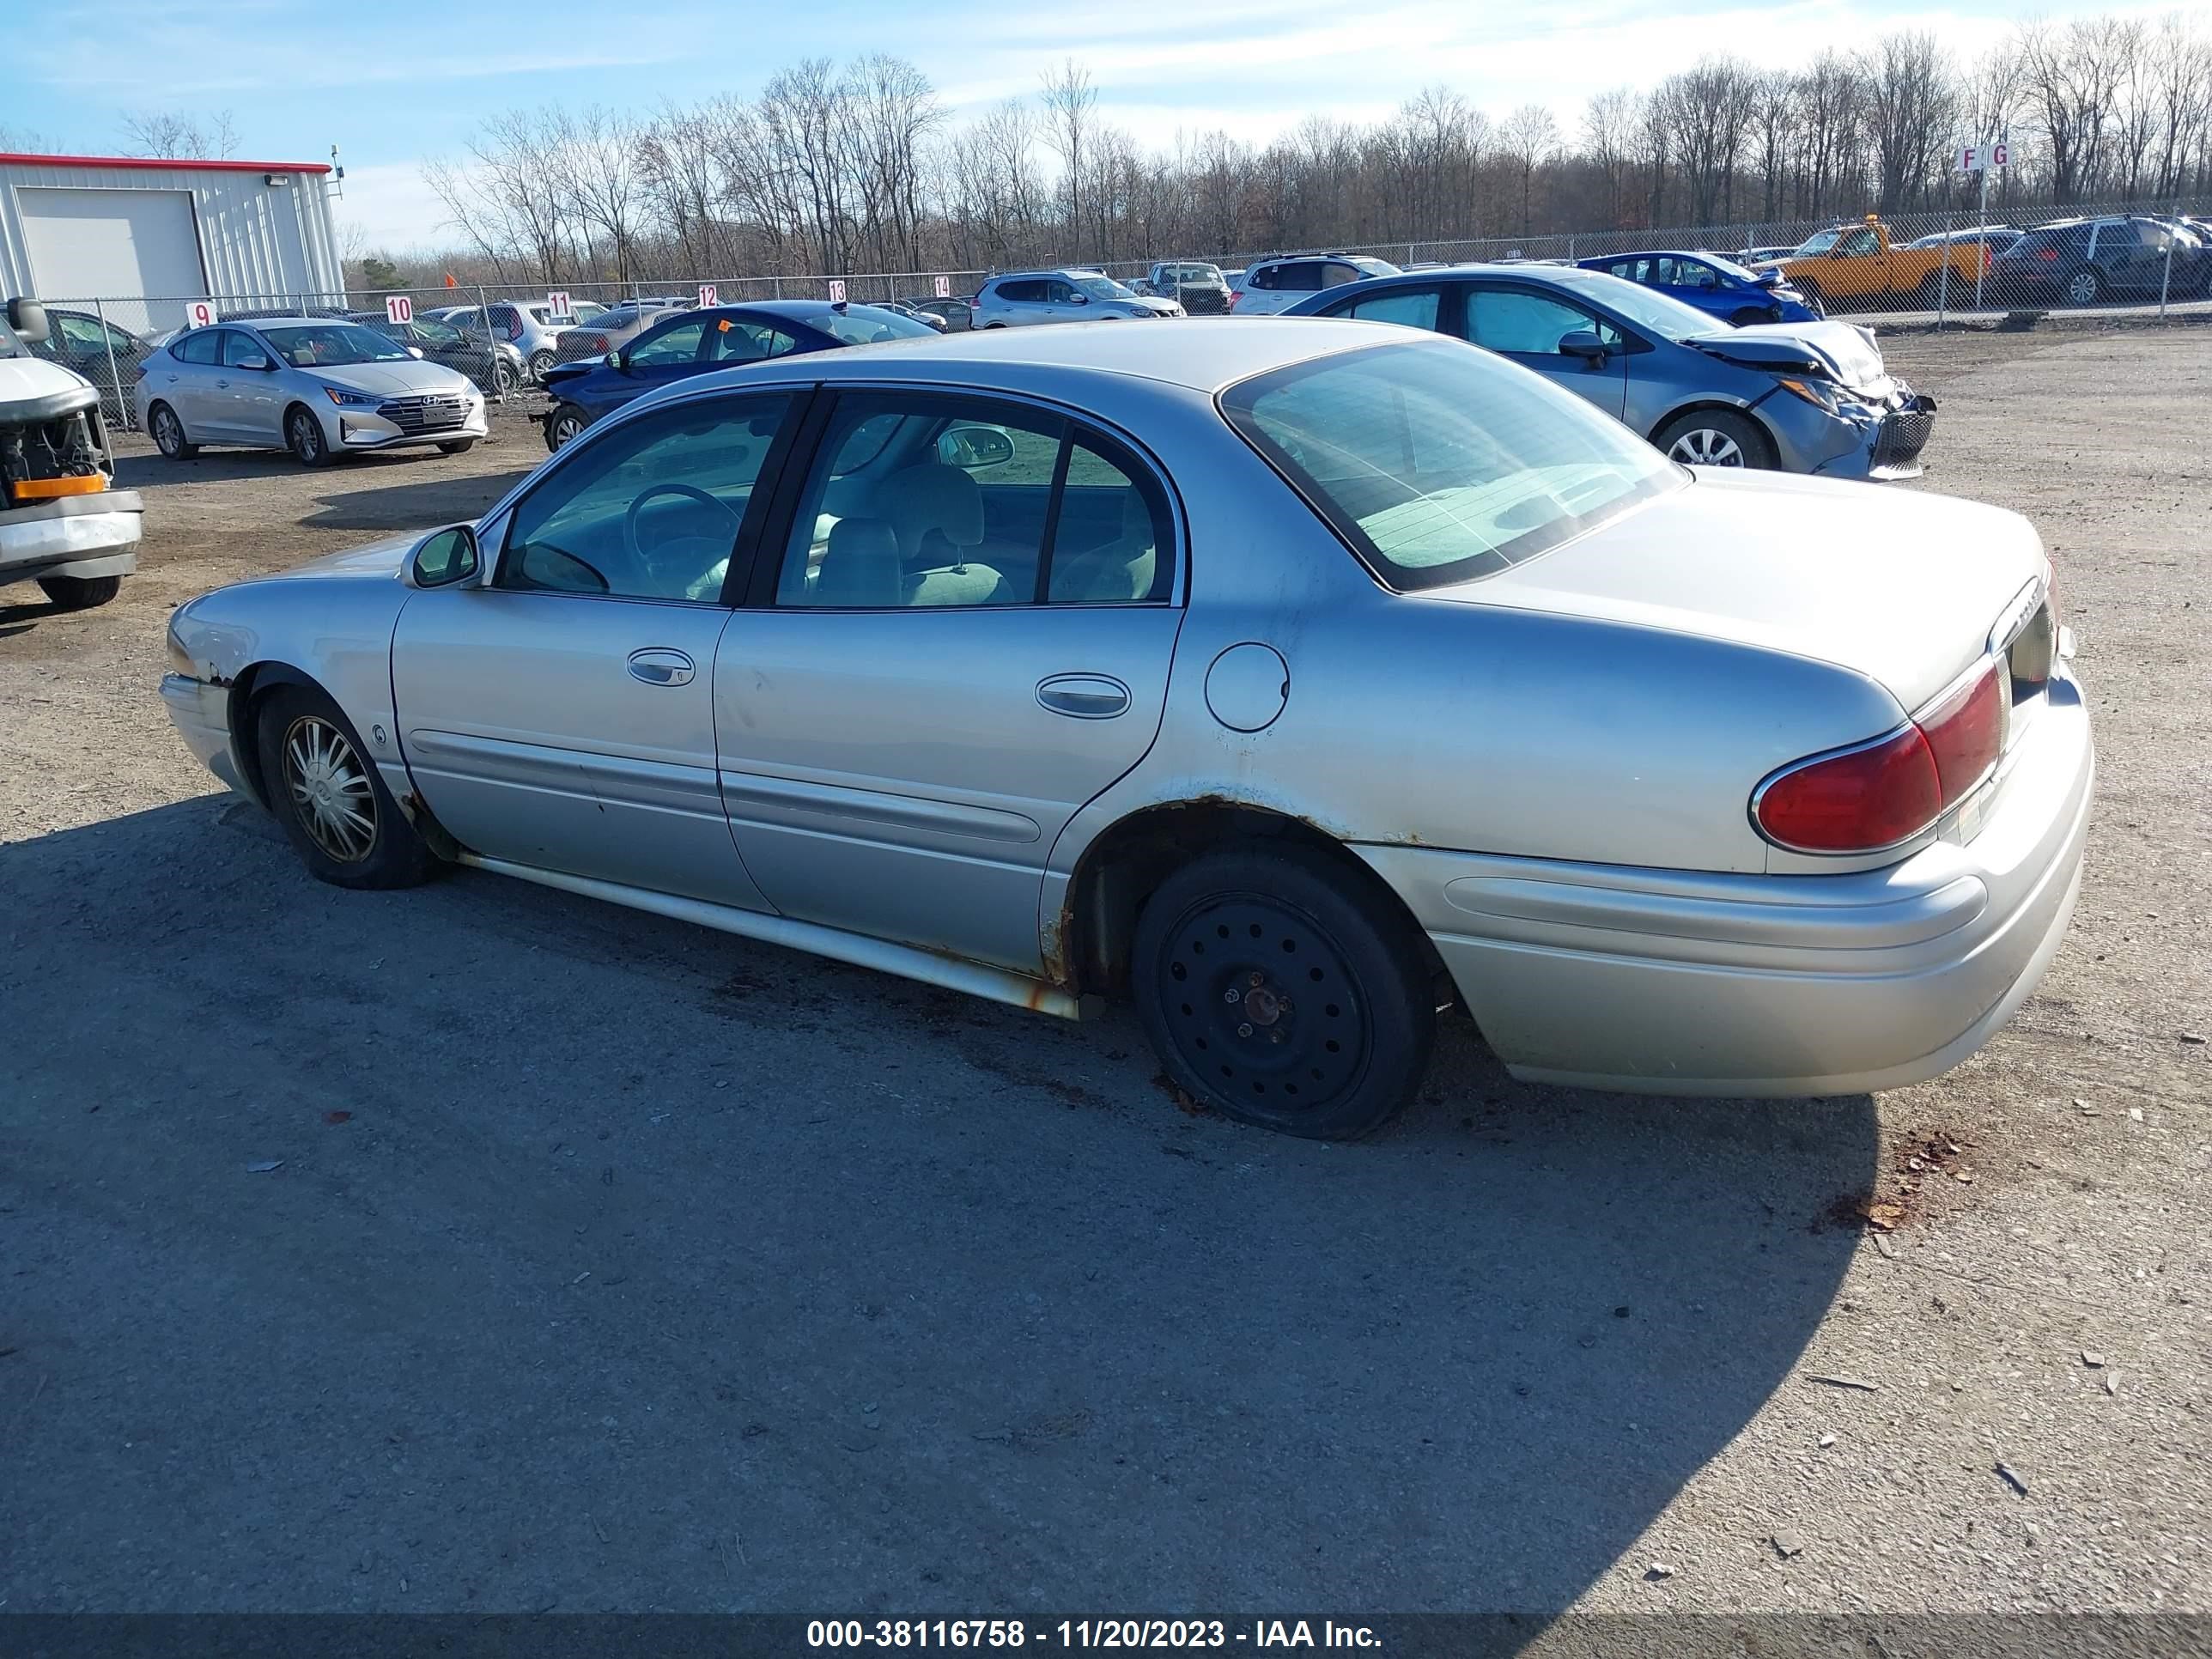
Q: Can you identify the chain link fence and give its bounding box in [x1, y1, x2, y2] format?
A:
[27, 194, 2211, 429]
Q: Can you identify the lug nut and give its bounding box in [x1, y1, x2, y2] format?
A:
[1268, 1029, 1285, 1043]
[1249, 971, 1265, 987]
[1224, 988, 1241, 1003]
[1237, 1023, 1254, 1038]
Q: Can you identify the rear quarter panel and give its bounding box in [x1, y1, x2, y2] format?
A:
[1048, 386, 1911, 888]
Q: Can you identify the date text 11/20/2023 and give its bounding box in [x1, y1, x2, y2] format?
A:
[806, 1620, 1382, 1649]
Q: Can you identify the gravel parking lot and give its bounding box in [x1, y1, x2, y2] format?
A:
[3, 324, 2207, 1620]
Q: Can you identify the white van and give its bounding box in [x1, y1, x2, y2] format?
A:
[1, 299, 143, 611]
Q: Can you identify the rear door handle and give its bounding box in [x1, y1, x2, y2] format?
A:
[1036, 673, 1131, 719]
[628, 647, 696, 687]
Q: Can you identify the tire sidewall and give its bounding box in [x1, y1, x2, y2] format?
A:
[151, 403, 191, 458]
[287, 406, 330, 466]
[255, 684, 434, 889]
[547, 405, 586, 450]
[1658, 407, 1770, 470]
[1132, 846, 1432, 1139]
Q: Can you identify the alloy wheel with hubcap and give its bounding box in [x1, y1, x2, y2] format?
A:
[288, 407, 330, 465]
[254, 684, 439, 890]
[283, 714, 378, 863]
[1668, 426, 1745, 465]
[150, 404, 196, 459]
[2065, 269, 2102, 307]
[547, 406, 588, 450]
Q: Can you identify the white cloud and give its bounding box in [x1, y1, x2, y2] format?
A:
[331, 163, 461, 256]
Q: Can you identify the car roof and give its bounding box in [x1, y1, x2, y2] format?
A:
[670, 315, 1419, 397]
[696, 300, 906, 321]
[1581, 249, 1732, 264]
[1348, 262, 1639, 296]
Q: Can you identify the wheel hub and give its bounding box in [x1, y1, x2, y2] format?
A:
[283, 716, 375, 863]
[1161, 896, 1364, 1111]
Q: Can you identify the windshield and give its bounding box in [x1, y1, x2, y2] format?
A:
[1791, 229, 1841, 257]
[1222, 339, 1679, 591]
[1073, 274, 1137, 301]
[1567, 274, 1731, 343]
[409, 316, 463, 345]
[262, 323, 413, 368]
[817, 306, 939, 346]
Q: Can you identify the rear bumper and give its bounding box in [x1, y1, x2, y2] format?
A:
[1357, 668, 2093, 1097]
[0, 492, 143, 581]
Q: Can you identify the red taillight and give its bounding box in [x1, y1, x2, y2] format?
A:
[1226, 288, 1241, 310]
[1755, 726, 1943, 853]
[1917, 662, 2005, 800]
[1754, 662, 2005, 854]
[966, 295, 979, 310]
[2038, 246, 2059, 263]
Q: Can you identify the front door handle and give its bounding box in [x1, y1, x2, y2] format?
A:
[628, 647, 696, 687]
[1036, 673, 1131, 719]
[215, 379, 229, 388]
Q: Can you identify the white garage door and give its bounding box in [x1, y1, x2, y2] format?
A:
[19, 186, 208, 307]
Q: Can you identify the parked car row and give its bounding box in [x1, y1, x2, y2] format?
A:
[1735, 211, 2212, 310]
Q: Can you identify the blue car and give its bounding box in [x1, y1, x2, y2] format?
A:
[1574, 250, 1821, 325]
[542, 301, 938, 450]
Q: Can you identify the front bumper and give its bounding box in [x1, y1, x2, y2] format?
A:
[1765, 381, 1936, 482]
[160, 673, 246, 793]
[0, 491, 143, 582]
[329, 400, 488, 451]
[1357, 665, 2093, 1097]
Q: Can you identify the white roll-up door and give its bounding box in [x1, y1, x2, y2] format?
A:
[18, 186, 209, 303]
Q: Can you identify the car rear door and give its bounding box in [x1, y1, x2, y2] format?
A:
[711, 387, 1183, 975]
[390, 390, 798, 909]
[1462, 283, 1629, 420]
[153, 330, 223, 434]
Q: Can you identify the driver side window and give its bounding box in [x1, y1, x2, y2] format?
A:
[499, 395, 791, 603]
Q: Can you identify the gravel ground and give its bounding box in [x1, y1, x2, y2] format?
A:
[2, 328, 2207, 1619]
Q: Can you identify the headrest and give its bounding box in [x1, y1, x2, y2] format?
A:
[875, 463, 984, 558]
[813, 516, 901, 607]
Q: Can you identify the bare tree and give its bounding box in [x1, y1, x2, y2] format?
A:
[120, 108, 240, 160]
[1583, 88, 1639, 227]
[2018, 15, 2130, 204]
[1662, 58, 1758, 222]
[1040, 60, 1098, 258]
[1498, 105, 1559, 235]
[1859, 32, 1958, 211]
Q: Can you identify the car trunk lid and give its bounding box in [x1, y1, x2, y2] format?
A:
[1432, 470, 2048, 712]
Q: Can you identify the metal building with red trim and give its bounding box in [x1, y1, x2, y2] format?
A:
[0, 152, 343, 332]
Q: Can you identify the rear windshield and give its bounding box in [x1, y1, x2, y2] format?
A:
[816, 305, 938, 346]
[1221, 339, 1679, 591]
[1350, 257, 1402, 277]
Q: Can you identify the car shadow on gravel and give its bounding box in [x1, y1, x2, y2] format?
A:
[2, 797, 1877, 1616]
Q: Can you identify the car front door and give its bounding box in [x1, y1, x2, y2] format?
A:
[1462, 283, 1630, 419]
[610, 314, 713, 409]
[713, 389, 1182, 974]
[390, 391, 798, 909]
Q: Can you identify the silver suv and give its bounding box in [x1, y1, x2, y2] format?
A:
[1230, 252, 1401, 315]
[971, 269, 1182, 327]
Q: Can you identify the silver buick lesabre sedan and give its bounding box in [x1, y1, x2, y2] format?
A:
[161, 320, 2092, 1139]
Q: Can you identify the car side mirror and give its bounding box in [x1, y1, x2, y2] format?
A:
[6, 297, 52, 345]
[1068, 292, 1089, 305]
[408, 524, 480, 589]
[1558, 330, 1609, 365]
[938, 425, 1016, 469]
[240, 353, 274, 373]
[609, 348, 627, 373]
[406, 345, 425, 360]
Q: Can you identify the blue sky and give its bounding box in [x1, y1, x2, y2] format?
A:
[5, 0, 2133, 249]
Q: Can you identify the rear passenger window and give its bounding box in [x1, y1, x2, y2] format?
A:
[774, 394, 1171, 610]
[176, 330, 221, 365]
[1343, 289, 1440, 331]
[1249, 266, 1280, 291]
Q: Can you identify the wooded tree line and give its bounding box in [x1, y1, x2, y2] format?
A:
[404, 10, 2212, 286]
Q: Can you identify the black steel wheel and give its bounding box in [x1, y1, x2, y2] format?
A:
[1133, 844, 1434, 1139]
